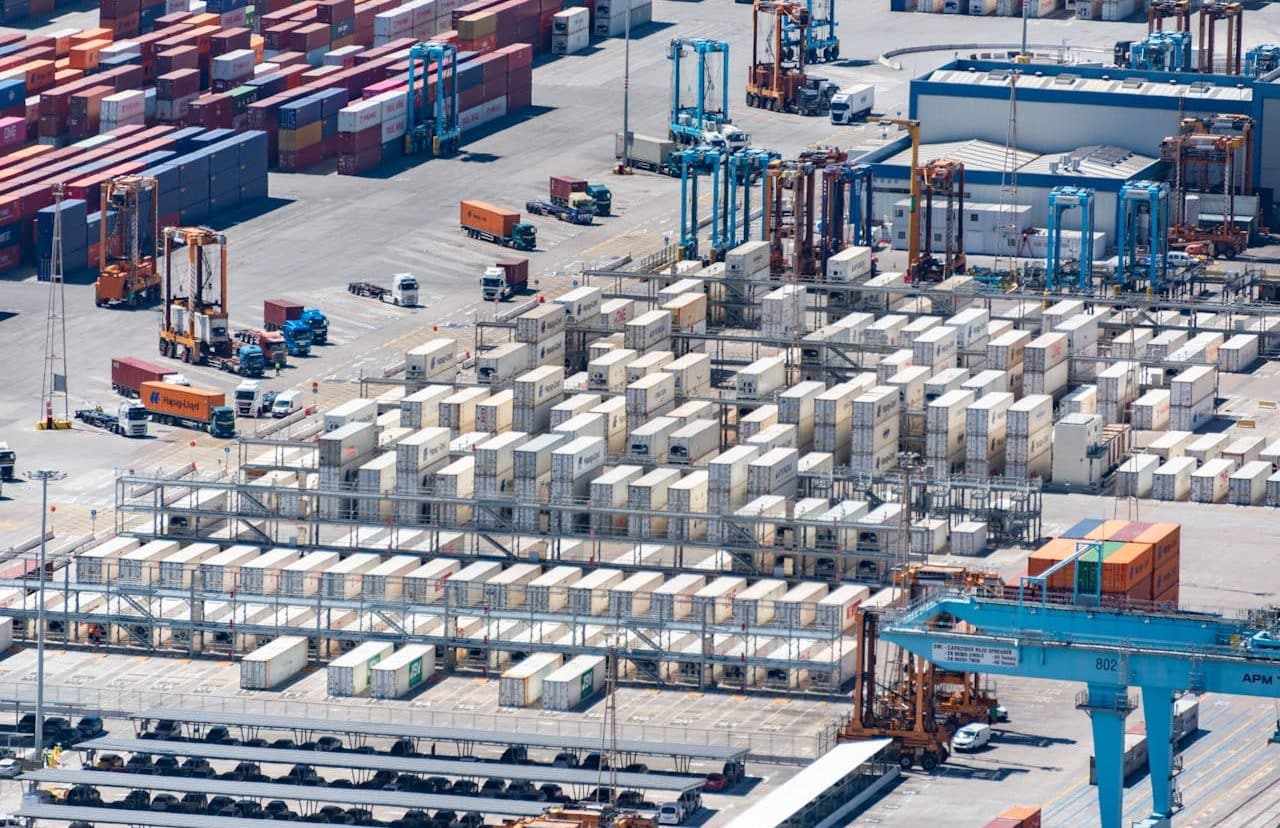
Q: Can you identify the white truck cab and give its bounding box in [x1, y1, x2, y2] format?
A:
[702, 124, 749, 153]
[235, 381, 264, 418]
[392, 273, 419, 307]
[830, 84, 875, 124]
[117, 401, 149, 437]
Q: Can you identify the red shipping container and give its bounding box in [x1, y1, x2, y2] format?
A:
[983, 820, 1023, 828]
[153, 12, 194, 26]
[483, 72, 507, 101]
[211, 27, 252, 56]
[999, 806, 1042, 828]
[265, 22, 304, 51]
[156, 46, 200, 75]
[288, 22, 331, 53]
[507, 79, 531, 111]
[337, 124, 380, 154]
[498, 42, 533, 71]
[101, 0, 141, 15]
[278, 143, 325, 171]
[316, 0, 355, 22]
[0, 244, 20, 272]
[271, 50, 309, 67]
[337, 145, 380, 174]
[0, 34, 22, 48]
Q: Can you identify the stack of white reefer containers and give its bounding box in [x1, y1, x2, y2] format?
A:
[1050, 412, 1104, 487]
[1228, 460, 1270, 505]
[516, 303, 567, 371]
[318, 422, 377, 519]
[628, 467, 681, 538]
[1056, 313, 1099, 383]
[371, 644, 435, 698]
[850, 386, 900, 473]
[1006, 393, 1053, 479]
[987, 329, 1029, 396]
[404, 338, 456, 381]
[1131, 389, 1171, 431]
[594, 0, 651, 37]
[625, 371, 676, 434]
[513, 433, 564, 531]
[1096, 360, 1140, 424]
[912, 326, 957, 375]
[1170, 365, 1216, 431]
[394, 426, 450, 524]
[1153, 456, 1196, 501]
[589, 464, 641, 535]
[513, 365, 566, 433]
[964, 392, 1013, 477]
[814, 378, 872, 464]
[1218, 334, 1259, 373]
[947, 308, 989, 370]
[668, 470, 709, 541]
[1023, 331, 1068, 397]
[826, 246, 872, 283]
[550, 436, 606, 531]
[725, 241, 770, 320]
[551, 6, 590, 54]
[779, 380, 824, 451]
[708, 445, 758, 542]
[925, 389, 974, 476]
[475, 431, 528, 528]
[761, 285, 808, 341]
[624, 309, 674, 357]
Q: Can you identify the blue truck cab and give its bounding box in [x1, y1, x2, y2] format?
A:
[301, 308, 328, 344]
[238, 344, 266, 377]
[209, 406, 236, 439]
[281, 319, 313, 356]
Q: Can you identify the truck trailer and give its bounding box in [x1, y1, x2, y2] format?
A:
[460, 200, 537, 251]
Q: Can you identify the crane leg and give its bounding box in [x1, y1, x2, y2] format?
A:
[1084, 683, 1129, 828]
[1142, 686, 1175, 820]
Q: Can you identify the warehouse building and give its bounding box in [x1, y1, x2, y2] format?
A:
[904, 59, 1276, 226]
[863, 138, 1159, 256]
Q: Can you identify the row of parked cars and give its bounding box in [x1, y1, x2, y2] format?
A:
[54, 785, 489, 827]
[16, 714, 104, 745]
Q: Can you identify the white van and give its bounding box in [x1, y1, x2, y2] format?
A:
[271, 390, 303, 418]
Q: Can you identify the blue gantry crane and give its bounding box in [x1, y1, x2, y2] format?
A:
[819, 162, 873, 264]
[726, 148, 778, 249]
[1128, 31, 1193, 72]
[405, 42, 460, 157]
[1116, 180, 1170, 291]
[878, 542, 1280, 828]
[1046, 186, 1095, 292]
[668, 38, 730, 146]
[783, 0, 838, 63]
[1245, 43, 1280, 77]
[674, 145, 728, 260]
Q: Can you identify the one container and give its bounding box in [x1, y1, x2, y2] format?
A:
[816, 584, 872, 631]
[240, 635, 308, 689]
[370, 643, 435, 698]
[542, 654, 607, 710]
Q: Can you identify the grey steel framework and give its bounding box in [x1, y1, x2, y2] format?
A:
[77, 736, 705, 792]
[21, 769, 549, 817]
[0, 560, 849, 694]
[14, 804, 318, 828]
[133, 707, 749, 767]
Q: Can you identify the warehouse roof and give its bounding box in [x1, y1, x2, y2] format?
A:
[21, 769, 548, 817]
[137, 707, 749, 762]
[77, 736, 704, 792]
[878, 140, 1157, 182]
[924, 65, 1253, 102]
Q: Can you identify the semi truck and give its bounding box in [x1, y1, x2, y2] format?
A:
[236, 329, 288, 368]
[263, 300, 329, 345]
[206, 343, 267, 377]
[460, 200, 537, 251]
[481, 258, 530, 302]
[616, 132, 678, 176]
[75, 402, 149, 437]
[235, 381, 277, 418]
[829, 84, 874, 124]
[549, 176, 612, 216]
[0, 443, 15, 479]
[525, 200, 594, 226]
[139, 381, 236, 438]
[111, 356, 183, 398]
[347, 274, 419, 307]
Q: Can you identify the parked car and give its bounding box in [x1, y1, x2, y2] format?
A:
[703, 772, 729, 792]
[15, 714, 34, 733]
[500, 745, 528, 763]
[456, 813, 484, 828]
[95, 753, 124, 770]
[65, 785, 102, 806]
[205, 795, 235, 815]
[75, 716, 104, 738]
[658, 802, 684, 825]
[505, 780, 538, 800]
[952, 722, 992, 752]
[624, 762, 649, 773]
[150, 793, 181, 811]
[617, 790, 645, 808]
[581, 752, 609, 770]
[451, 780, 479, 796]
[552, 751, 579, 768]
[316, 736, 344, 752]
[390, 737, 417, 756]
[538, 783, 566, 803]
[123, 789, 152, 810]
[0, 759, 21, 779]
[154, 755, 180, 774]
[179, 793, 208, 814]
[270, 738, 296, 750]
[480, 778, 506, 798]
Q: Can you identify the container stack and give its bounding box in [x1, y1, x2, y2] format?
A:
[513, 433, 563, 530]
[1049, 412, 1105, 488]
[513, 365, 565, 433]
[1027, 519, 1181, 604]
[912, 325, 957, 375]
[625, 371, 675, 435]
[724, 241, 770, 316]
[277, 87, 347, 171]
[550, 435, 605, 531]
[1218, 334, 1259, 373]
[1130, 389, 1170, 431]
[1005, 393, 1052, 480]
[964, 391, 1013, 477]
[1169, 365, 1216, 431]
[850, 386, 900, 474]
[394, 426, 450, 523]
[1023, 332, 1068, 397]
[707, 446, 757, 543]
[1056, 313, 1099, 383]
[1095, 360, 1139, 424]
[987, 329, 1028, 396]
[593, 0, 651, 38]
[925, 389, 974, 476]
[1153, 456, 1196, 501]
[1190, 457, 1233, 504]
[1115, 454, 1160, 498]
[947, 307, 989, 370]
[551, 7, 589, 54]
[761, 285, 807, 341]
[983, 805, 1042, 828]
[1228, 460, 1270, 506]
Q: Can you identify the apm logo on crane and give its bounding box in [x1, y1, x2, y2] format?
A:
[1242, 672, 1276, 686]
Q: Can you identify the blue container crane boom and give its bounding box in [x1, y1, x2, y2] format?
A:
[784, 0, 838, 63]
[668, 38, 730, 145]
[1046, 185, 1095, 292]
[1116, 180, 1169, 291]
[1245, 43, 1280, 77]
[406, 41, 460, 157]
[727, 148, 778, 249]
[674, 146, 728, 260]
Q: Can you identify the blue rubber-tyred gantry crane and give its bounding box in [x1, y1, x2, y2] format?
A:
[877, 540, 1280, 828]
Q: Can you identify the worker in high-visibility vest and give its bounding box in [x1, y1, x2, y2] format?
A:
[52, 744, 62, 766]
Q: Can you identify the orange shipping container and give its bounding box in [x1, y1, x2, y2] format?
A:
[139, 381, 225, 422]
[1124, 571, 1152, 601]
[1152, 556, 1179, 597]
[69, 39, 110, 70]
[1134, 522, 1180, 568]
[1102, 542, 1153, 593]
[250, 34, 265, 62]
[1155, 584, 1179, 606]
[460, 199, 518, 237]
[1084, 519, 1131, 541]
[1027, 537, 1091, 590]
[53, 68, 83, 84]
[71, 27, 114, 45]
[1000, 806, 1042, 828]
[51, 31, 76, 57]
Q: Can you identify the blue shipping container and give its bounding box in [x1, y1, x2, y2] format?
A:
[279, 95, 324, 130]
[0, 77, 25, 109]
